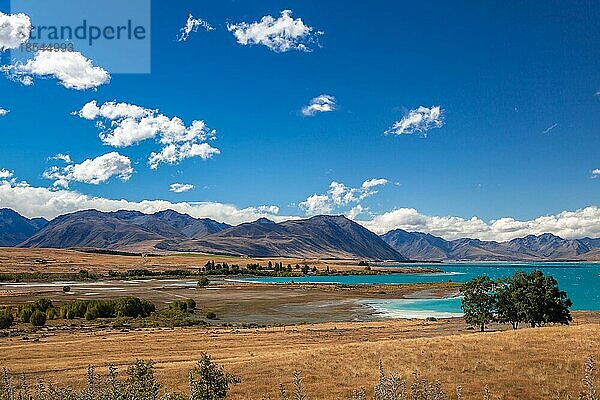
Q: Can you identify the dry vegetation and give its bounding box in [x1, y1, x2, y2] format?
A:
[1, 314, 599, 399]
[0, 248, 432, 275]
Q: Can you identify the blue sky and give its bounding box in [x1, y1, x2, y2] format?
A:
[0, 0, 599, 240]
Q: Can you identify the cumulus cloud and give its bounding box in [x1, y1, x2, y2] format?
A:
[3, 50, 110, 90]
[0, 175, 289, 225]
[0, 108, 9, 116]
[148, 143, 220, 169]
[227, 10, 322, 53]
[360, 206, 600, 241]
[177, 14, 214, 42]
[50, 153, 72, 163]
[385, 106, 444, 136]
[0, 169, 13, 179]
[169, 183, 194, 193]
[298, 194, 332, 216]
[299, 178, 388, 216]
[0, 12, 31, 51]
[1, 171, 599, 241]
[347, 204, 368, 220]
[592, 169, 600, 178]
[362, 178, 389, 190]
[76, 100, 220, 168]
[301, 94, 336, 116]
[43, 152, 133, 188]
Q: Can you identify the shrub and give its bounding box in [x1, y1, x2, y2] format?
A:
[169, 300, 188, 312]
[18, 304, 35, 323]
[186, 298, 197, 310]
[198, 277, 210, 287]
[46, 307, 58, 320]
[189, 353, 240, 400]
[30, 310, 46, 327]
[0, 308, 13, 329]
[205, 311, 217, 320]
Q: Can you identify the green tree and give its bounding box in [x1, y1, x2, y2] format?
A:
[30, 310, 47, 327]
[460, 276, 496, 332]
[189, 353, 240, 400]
[495, 271, 528, 329]
[521, 270, 572, 327]
[0, 308, 13, 329]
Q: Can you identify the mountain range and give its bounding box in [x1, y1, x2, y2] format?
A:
[156, 215, 405, 260]
[0, 209, 48, 247]
[5, 208, 403, 260]
[1, 208, 599, 261]
[381, 229, 600, 261]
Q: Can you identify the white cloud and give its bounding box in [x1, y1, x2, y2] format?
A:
[1, 171, 599, 241]
[148, 142, 220, 169]
[43, 152, 133, 188]
[385, 106, 444, 136]
[76, 100, 220, 168]
[346, 204, 368, 220]
[362, 178, 389, 190]
[299, 178, 388, 216]
[177, 14, 214, 42]
[0, 12, 31, 51]
[360, 206, 600, 241]
[298, 194, 332, 216]
[227, 10, 322, 53]
[0, 108, 9, 116]
[3, 50, 110, 90]
[170, 183, 194, 193]
[542, 122, 558, 134]
[301, 94, 336, 116]
[0, 169, 13, 179]
[0, 175, 290, 225]
[50, 153, 72, 163]
[592, 169, 600, 178]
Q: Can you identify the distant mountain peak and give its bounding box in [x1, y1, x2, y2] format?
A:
[254, 217, 276, 224]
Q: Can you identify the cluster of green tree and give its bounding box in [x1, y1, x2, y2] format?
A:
[17, 298, 55, 327]
[59, 297, 156, 321]
[0, 269, 97, 283]
[201, 260, 318, 276]
[169, 298, 196, 313]
[461, 270, 573, 332]
[109, 269, 198, 278]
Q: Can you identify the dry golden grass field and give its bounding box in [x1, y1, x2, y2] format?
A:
[1, 248, 598, 399]
[1, 315, 599, 399]
[0, 247, 435, 275]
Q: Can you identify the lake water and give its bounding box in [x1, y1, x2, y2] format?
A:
[236, 263, 600, 318]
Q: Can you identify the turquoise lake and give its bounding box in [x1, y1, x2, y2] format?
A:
[236, 263, 600, 318]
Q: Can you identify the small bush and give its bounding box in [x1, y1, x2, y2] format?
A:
[205, 311, 217, 320]
[186, 298, 197, 310]
[30, 310, 47, 327]
[0, 308, 13, 329]
[198, 277, 210, 287]
[46, 307, 58, 320]
[169, 300, 188, 312]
